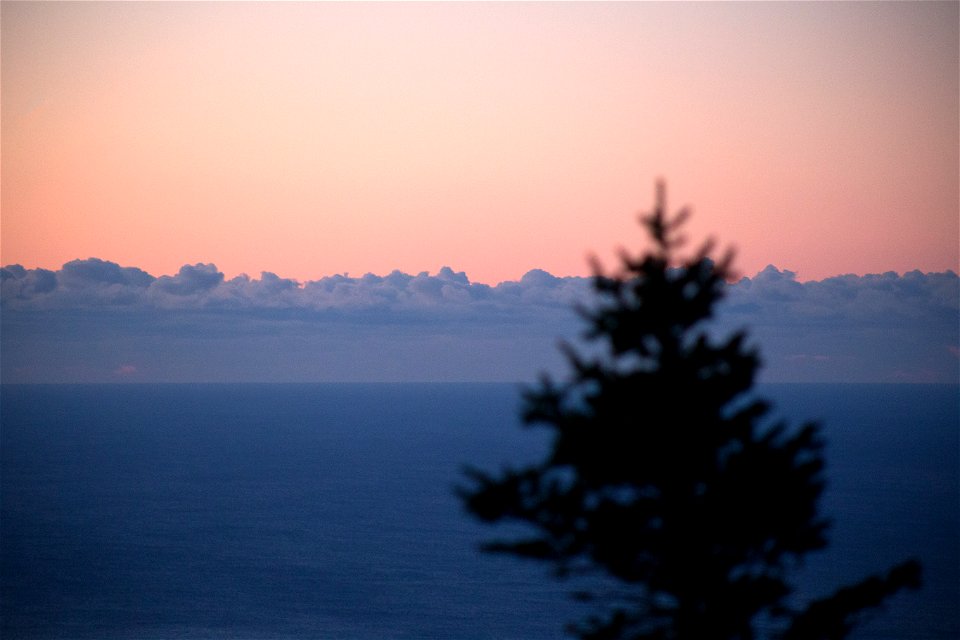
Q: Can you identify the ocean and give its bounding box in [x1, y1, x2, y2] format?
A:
[1, 383, 957, 639]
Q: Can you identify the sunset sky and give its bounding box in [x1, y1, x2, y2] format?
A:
[3, 1, 958, 285]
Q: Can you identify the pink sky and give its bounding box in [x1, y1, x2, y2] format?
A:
[3, 1, 957, 285]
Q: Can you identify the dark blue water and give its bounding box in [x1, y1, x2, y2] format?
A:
[1, 384, 957, 639]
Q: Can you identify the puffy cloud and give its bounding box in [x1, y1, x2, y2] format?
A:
[1, 264, 56, 300]
[152, 263, 225, 297]
[0, 260, 592, 314]
[2, 258, 154, 308]
[724, 266, 958, 329]
[495, 269, 587, 307]
[59, 257, 154, 288]
[718, 266, 958, 382]
[1, 259, 956, 383]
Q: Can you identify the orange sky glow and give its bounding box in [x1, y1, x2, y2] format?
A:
[3, 1, 957, 285]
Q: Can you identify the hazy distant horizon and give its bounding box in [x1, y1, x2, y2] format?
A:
[4, 256, 958, 288]
[3, 257, 956, 385]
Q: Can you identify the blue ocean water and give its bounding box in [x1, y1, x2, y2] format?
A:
[1, 383, 956, 640]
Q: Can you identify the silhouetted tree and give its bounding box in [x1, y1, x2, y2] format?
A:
[460, 183, 920, 640]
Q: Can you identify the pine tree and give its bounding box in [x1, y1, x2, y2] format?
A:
[460, 183, 920, 640]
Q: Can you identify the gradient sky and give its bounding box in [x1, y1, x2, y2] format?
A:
[3, 1, 957, 285]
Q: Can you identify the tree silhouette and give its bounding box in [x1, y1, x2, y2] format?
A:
[460, 183, 920, 640]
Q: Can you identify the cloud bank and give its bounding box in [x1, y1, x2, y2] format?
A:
[1, 260, 585, 314]
[2, 260, 957, 383]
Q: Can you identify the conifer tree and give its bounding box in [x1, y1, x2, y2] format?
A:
[460, 183, 920, 640]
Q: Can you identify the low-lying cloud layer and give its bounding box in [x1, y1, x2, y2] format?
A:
[1, 260, 586, 313]
[2, 259, 957, 383]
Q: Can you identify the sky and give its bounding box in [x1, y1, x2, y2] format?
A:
[2, 1, 958, 385]
[3, 1, 958, 285]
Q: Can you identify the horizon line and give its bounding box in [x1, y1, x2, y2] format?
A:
[4, 257, 958, 288]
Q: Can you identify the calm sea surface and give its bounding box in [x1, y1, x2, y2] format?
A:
[1, 383, 957, 639]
